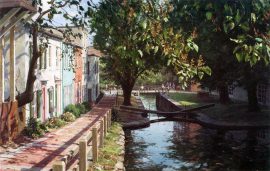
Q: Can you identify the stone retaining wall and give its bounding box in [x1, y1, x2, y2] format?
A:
[114, 128, 125, 171]
[156, 93, 182, 112]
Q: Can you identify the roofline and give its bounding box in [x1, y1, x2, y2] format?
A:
[39, 29, 83, 48]
[0, 0, 37, 12]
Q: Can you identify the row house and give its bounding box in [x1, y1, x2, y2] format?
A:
[0, 3, 102, 143]
[2, 25, 89, 126]
[84, 47, 101, 104]
[30, 29, 64, 121]
[31, 27, 88, 122]
[0, 0, 36, 143]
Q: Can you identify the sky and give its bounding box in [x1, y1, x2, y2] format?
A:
[40, 0, 100, 45]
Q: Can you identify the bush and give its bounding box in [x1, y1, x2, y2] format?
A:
[82, 101, 91, 111]
[45, 117, 66, 129]
[61, 112, 76, 122]
[24, 117, 48, 139]
[64, 104, 80, 118]
[75, 103, 87, 114]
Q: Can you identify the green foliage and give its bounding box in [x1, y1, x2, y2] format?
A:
[136, 71, 164, 85]
[90, 0, 206, 105]
[171, 0, 270, 66]
[61, 112, 76, 122]
[45, 117, 66, 129]
[64, 104, 80, 118]
[92, 122, 123, 170]
[75, 103, 87, 114]
[81, 101, 91, 111]
[64, 102, 92, 118]
[23, 117, 48, 139]
[170, 0, 269, 106]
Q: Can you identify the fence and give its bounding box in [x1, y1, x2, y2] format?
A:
[52, 110, 112, 171]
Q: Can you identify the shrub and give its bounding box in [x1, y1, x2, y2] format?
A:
[82, 101, 91, 111]
[45, 117, 66, 129]
[61, 112, 76, 122]
[75, 103, 87, 114]
[24, 117, 48, 139]
[64, 104, 80, 118]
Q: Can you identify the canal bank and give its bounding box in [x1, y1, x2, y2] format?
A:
[124, 94, 270, 171]
[157, 93, 270, 130]
[114, 96, 150, 129]
[90, 122, 125, 171]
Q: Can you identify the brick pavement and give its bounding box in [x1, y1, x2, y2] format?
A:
[0, 95, 115, 171]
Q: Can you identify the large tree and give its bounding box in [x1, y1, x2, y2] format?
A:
[170, 0, 270, 109]
[16, 0, 86, 107]
[91, 0, 209, 105]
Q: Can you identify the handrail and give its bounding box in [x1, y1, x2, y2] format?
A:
[52, 110, 112, 171]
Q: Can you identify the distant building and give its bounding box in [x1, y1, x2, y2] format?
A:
[85, 47, 102, 104]
[228, 77, 270, 107]
[61, 27, 88, 108]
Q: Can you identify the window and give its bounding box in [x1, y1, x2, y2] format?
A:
[48, 46, 52, 67]
[95, 62, 97, 74]
[257, 84, 267, 104]
[228, 85, 234, 95]
[29, 42, 33, 59]
[48, 87, 54, 115]
[55, 47, 61, 67]
[40, 49, 47, 69]
[96, 84, 99, 98]
[87, 61, 90, 75]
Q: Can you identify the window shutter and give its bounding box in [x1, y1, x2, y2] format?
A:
[36, 90, 42, 118]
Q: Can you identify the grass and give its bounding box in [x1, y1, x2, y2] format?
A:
[92, 122, 123, 171]
[167, 92, 270, 124]
[168, 92, 216, 108]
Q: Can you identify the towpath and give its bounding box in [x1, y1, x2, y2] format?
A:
[0, 95, 115, 171]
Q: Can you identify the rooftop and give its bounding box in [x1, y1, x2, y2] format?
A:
[87, 47, 103, 57]
[0, 0, 36, 12]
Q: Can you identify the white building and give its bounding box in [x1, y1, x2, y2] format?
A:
[84, 47, 102, 104]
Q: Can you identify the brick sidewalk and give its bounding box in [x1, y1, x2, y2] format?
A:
[0, 95, 115, 171]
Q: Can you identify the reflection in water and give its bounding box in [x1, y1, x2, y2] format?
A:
[124, 95, 270, 171]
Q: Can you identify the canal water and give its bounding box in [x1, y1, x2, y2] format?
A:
[124, 95, 270, 171]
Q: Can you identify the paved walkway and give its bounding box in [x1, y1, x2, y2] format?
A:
[0, 95, 115, 171]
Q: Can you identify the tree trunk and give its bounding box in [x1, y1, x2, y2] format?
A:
[16, 25, 39, 107]
[218, 84, 230, 104]
[122, 84, 133, 106]
[247, 82, 259, 112]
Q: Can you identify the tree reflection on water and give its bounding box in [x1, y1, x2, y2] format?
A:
[124, 95, 270, 170]
[125, 118, 270, 171]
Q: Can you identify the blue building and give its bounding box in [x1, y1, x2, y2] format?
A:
[62, 43, 75, 109]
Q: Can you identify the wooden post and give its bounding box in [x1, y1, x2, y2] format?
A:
[108, 110, 112, 127]
[92, 127, 98, 162]
[0, 38, 4, 103]
[104, 114, 108, 136]
[99, 119, 104, 148]
[10, 26, 15, 101]
[79, 139, 88, 171]
[52, 161, 65, 171]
